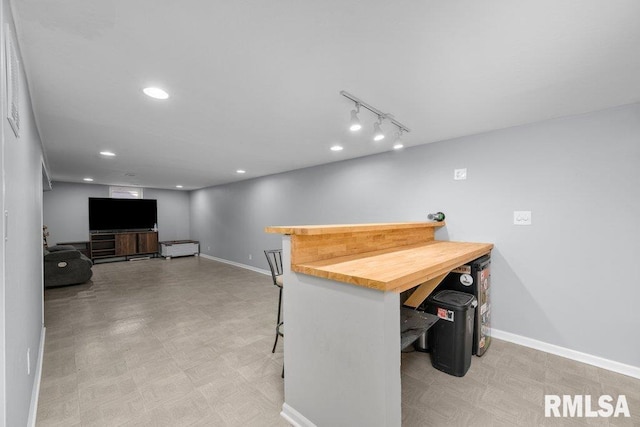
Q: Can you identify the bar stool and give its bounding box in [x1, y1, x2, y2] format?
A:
[264, 249, 284, 353]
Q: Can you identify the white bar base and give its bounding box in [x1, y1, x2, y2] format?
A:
[280, 236, 401, 427]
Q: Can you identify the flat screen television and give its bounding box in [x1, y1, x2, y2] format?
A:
[89, 198, 157, 232]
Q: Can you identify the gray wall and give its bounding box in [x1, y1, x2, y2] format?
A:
[43, 182, 191, 245]
[1, 1, 46, 425]
[190, 103, 640, 368]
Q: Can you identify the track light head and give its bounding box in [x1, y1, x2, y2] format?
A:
[349, 105, 362, 132]
[373, 118, 385, 141]
[393, 129, 404, 150]
[393, 129, 404, 149]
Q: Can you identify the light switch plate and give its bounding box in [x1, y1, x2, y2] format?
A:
[454, 168, 467, 180]
[514, 211, 532, 225]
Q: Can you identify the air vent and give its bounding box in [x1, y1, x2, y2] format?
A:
[110, 186, 142, 199]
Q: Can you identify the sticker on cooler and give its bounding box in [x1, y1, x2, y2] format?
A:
[480, 303, 488, 315]
[437, 307, 454, 322]
[460, 274, 473, 286]
[452, 265, 471, 274]
[480, 269, 490, 290]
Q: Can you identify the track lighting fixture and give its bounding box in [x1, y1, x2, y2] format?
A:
[373, 117, 385, 141]
[341, 90, 410, 148]
[349, 104, 362, 131]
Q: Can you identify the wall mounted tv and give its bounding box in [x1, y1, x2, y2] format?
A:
[89, 198, 157, 232]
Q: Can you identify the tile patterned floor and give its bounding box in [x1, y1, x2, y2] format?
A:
[37, 257, 640, 426]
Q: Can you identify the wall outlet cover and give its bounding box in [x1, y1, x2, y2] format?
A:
[514, 211, 532, 225]
[454, 168, 467, 180]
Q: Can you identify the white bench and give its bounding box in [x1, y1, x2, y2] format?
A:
[159, 240, 200, 259]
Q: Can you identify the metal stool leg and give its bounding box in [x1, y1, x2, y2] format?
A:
[272, 287, 283, 353]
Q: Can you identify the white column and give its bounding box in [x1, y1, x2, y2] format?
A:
[280, 236, 401, 427]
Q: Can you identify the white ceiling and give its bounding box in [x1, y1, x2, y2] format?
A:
[12, 0, 640, 190]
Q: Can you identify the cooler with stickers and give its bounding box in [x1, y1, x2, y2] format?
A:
[440, 254, 491, 356]
[426, 290, 477, 377]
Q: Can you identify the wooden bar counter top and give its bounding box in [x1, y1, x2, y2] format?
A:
[265, 221, 493, 293]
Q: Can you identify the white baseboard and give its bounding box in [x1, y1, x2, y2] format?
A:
[198, 253, 270, 276]
[492, 328, 640, 379]
[281, 403, 317, 427]
[27, 326, 46, 427]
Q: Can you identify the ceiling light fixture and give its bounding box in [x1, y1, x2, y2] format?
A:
[393, 129, 404, 150]
[349, 104, 362, 131]
[340, 90, 410, 143]
[143, 87, 169, 100]
[373, 117, 385, 141]
[83, 177, 94, 182]
[236, 169, 246, 174]
[330, 145, 344, 151]
[176, 185, 183, 188]
[99, 151, 116, 157]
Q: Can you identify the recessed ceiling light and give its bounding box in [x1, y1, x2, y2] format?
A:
[330, 145, 344, 151]
[176, 185, 183, 188]
[143, 87, 169, 100]
[99, 151, 116, 157]
[83, 177, 94, 182]
[236, 169, 246, 174]
[393, 143, 404, 150]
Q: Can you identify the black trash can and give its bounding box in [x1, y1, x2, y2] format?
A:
[426, 290, 477, 377]
[438, 254, 492, 356]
